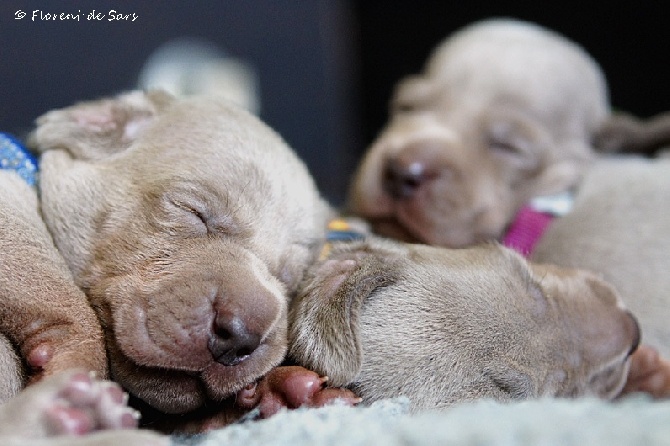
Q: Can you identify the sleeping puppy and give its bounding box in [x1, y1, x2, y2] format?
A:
[0, 169, 107, 394]
[288, 236, 640, 409]
[28, 91, 352, 430]
[531, 157, 670, 396]
[347, 18, 608, 247]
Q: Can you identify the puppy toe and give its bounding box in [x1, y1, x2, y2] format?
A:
[95, 382, 139, 430]
[249, 366, 360, 418]
[266, 366, 327, 408]
[310, 387, 362, 408]
[622, 345, 670, 398]
[44, 403, 95, 435]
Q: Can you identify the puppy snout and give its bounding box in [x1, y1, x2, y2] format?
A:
[382, 141, 451, 200]
[209, 311, 261, 366]
[383, 158, 429, 199]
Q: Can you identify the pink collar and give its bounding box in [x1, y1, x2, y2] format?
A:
[502, 193, 574, 257]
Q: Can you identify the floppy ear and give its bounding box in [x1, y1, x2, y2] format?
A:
[593, 111, 670, 156]
[288, 246, 397, 387]
[28, 90, 174, 161]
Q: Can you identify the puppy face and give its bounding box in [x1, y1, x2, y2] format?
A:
[289, 238, 639, 409]
[348, 19, 607, 247]
[30, 91, 332, 414]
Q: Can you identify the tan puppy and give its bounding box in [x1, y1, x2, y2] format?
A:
[288, 237, 640, 409]
[348, 18, 608, 247]
[0, 170, 107, 392]
[28, 91, 345, 427]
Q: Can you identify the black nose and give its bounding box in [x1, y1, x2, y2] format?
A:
[626, 311, 641, 358]
[383, 158, 427, 199]
[208, 312, 261, 366]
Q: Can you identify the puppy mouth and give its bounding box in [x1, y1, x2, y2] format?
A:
[109, 297, 287, 402]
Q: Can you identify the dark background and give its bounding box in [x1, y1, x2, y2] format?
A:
[1, 1, 668, 205]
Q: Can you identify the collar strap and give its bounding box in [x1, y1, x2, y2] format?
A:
[320, 219, 366, 260]
[0, 132, 38, 186]
[502, 192, 574, 257]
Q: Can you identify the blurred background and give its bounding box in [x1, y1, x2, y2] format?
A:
[1, 1, 668, 206]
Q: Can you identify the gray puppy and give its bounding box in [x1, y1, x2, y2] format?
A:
[289, 236, 640, 409]
[531, 157, 670, 396]
[348, 18, 608, 247]
[28, 91, 346, 429]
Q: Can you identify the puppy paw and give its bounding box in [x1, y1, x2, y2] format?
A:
[236, 366, 361, 418]
[0, 370, 140, 438]
[24, 336, 108, 385]
[620, 345, 670, 398]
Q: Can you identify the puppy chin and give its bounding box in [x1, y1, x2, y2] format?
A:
[201, 340, 287, 400]
[115, 328, 286, 413]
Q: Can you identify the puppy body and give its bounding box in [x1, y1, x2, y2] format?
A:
[29, 91, 333, 418]
[532, 157, 670, 358]
[0, 170, 107, 397]
[289, 237, 639, 410]
[348, 18, 608, 247]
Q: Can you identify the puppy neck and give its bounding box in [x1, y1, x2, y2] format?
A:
[502, 191, 574, 257]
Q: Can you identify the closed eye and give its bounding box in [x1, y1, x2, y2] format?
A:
[484, 367, 533, 400]
[171, 199, 206, 223]
[170, 199, 208, 231]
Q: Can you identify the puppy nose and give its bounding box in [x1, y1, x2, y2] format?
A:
[208, 311, 261, 366]
[383, 158, 429, 199]
[625, 310, 641, 358]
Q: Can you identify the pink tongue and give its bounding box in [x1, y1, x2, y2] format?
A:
[502, 206, 553, 257]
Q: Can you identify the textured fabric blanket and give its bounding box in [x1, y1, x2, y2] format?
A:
[175, 395, 670, 446]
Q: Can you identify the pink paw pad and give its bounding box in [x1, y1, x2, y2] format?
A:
[237, 366, 361, 419]
[43, 372, 140, 436]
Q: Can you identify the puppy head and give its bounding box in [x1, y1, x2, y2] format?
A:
[289, 238, 639, 409]
[347, 19, 606, 247]
[31, 91, 332, 414]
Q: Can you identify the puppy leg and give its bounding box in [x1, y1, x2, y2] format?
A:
[620, 345, 670, 398]
[0, 369, 165, 446]
[0, 172, 107, 382]
[236, 365, 361, 418]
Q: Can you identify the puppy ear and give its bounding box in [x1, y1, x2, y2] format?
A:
[288, 246, 397, 387]
[391, 75, 436, 113]
[28, 90, 174, 161]
[593, 111, 670, 156]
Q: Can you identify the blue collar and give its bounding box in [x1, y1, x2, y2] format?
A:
[319, 219, 366, 260]
[0, 132, 38, 187]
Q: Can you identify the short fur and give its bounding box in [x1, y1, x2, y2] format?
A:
[288, 237, 639, 410]
[28, 91, 333, 418]
[0, 170, 107, 396]
[531, 157, 670, 360]
[347, 18, 608, 247]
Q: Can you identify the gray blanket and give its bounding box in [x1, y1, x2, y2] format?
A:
[176, 395, 670, 446]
